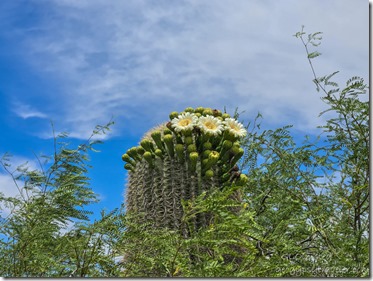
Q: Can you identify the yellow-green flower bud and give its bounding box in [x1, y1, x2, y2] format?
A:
[195, 112, 202, 118]
[184, 107, 195, 113]
[195, 106, 205, 114]
[189, 152, 199, 172]
[140, 139, 154, 152]
[121, 153, 130, 162]
[164, 134, 174, 143]
[169, 111, 179, 120]
[202, 149, 211, 159]
[163, 128, 172, 135]
[122, 153, 136, 166]
[184, 136, 193, 145]
[175, 143, 185, 162]
[204, 169, 214, 179]
[231, 142, 241, 154]
[127, 147, 142, 161]
[208, 151, 220, 164]
[154, 148, 163, 158]
[203, 151, 220, 171]
[151, 131, 164, 151]
[143, 151, 154, 166]
[237, 173, 249, 185]
[136, 146, 145, 156]
[124, 163, 135, 172]
[187, 144, 197, 153]
[202, 108, 213, 116]
[163, 134, 175, 158]
[203, 141, 212, 150]
[189, 151, 199, 161]
[222, 113, 231, 119]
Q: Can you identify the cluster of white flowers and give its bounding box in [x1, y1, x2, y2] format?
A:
[171, 112, 247, 138]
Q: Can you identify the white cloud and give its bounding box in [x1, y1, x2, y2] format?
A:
[58, 220, 75, 235]
[0, 173, 22, 216]
[5, 155, 40, 171]
[0, 173, 20, 199]
[6, 0, 369, 138]
[12, 102, 48, 119]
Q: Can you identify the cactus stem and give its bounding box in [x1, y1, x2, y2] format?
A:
[230, 148, 244, 167]
[163, 134, 175, 158]
[188, 152, 199, 172]
[151, 131, 165, 151]
[143, 151, 154, 167]
[175, 143, 185, 162]
[219, 140, 233, 158]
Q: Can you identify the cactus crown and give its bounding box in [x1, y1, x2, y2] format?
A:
[122, 107, 248, 230]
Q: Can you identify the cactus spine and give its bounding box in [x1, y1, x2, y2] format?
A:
[123, 107, 248, 231]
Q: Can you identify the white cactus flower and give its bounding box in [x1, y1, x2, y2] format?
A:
[198, 116, 224, 136]
[171, 112, 198, 132]
[223, 118, 247, 138]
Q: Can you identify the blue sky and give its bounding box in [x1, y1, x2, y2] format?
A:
[0, 0, 369, 220]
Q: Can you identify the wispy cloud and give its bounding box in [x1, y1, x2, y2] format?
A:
[0, 173, 20, 200]
[0, 173, 20, 216]
[0, 155, 40, 216]
[12, 102, 48, 119]
[2, 0, 368, 138]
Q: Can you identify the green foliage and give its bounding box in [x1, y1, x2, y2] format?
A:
[240, 26, 370, 277]
[0, 121, 116, 277]
[56, 208, 125, 277]
[119, 185, 263, 277]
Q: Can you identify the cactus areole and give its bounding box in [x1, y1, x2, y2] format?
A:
[122, 107, 248, 230]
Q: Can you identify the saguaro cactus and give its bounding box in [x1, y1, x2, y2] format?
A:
[122, 107, 248, 231]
